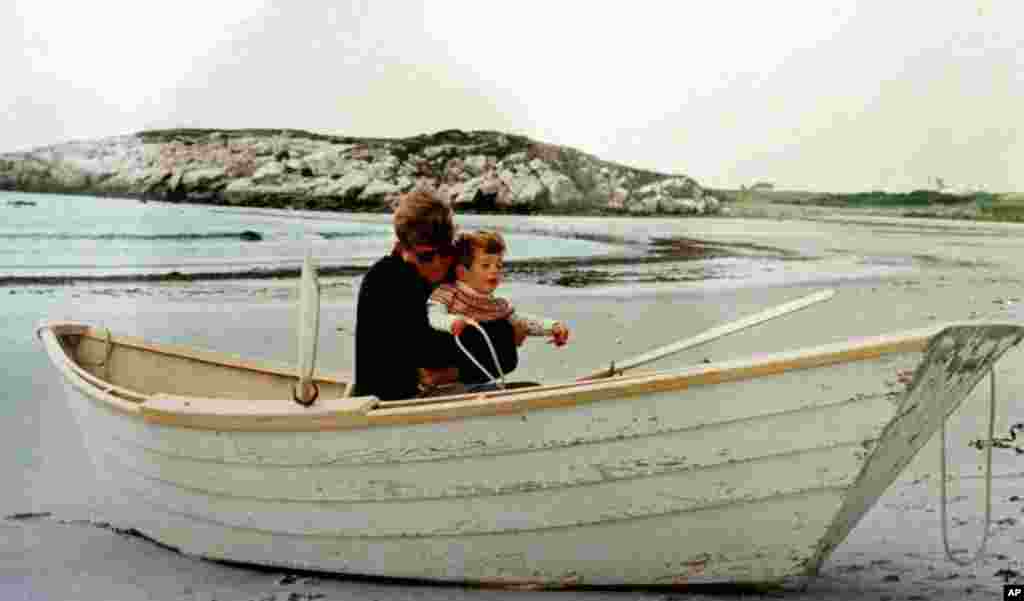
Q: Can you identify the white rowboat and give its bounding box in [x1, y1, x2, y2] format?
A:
[36, 316, 1024, 587]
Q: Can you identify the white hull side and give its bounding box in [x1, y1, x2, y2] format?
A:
[120, 487, 847, 586]
[61, 353, 917, 585]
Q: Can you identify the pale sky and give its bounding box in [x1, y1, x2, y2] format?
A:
[3, 1, 1021, 192]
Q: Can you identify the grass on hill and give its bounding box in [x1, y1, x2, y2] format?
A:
[714, 187, 1024, 221]
[814, 189, 998, 208]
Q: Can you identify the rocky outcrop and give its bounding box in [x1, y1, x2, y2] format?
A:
[0, 128, 720, 215]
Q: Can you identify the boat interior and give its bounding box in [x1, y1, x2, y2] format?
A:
[46, 321, 938, 409]
[49, 323, 581, 410]
[55, 324, 352, 403]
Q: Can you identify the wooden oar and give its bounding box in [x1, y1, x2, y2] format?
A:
[578, 288, 836, 381]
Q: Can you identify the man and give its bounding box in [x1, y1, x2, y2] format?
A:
[353, 188, 526, 400]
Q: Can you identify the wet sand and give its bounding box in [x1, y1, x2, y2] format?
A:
[5, 202, 1024, 600]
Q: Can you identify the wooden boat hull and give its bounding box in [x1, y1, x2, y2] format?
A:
[37, 321, 1024, 586]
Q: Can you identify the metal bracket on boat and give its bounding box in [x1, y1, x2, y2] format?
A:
[99, 327, 113, 381]
[292, 381, 320, 407]
[969, 423, 1024, 455]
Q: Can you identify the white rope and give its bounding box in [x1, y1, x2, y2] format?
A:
[939, 366, 995, 566]
[454, 319, 506, 388]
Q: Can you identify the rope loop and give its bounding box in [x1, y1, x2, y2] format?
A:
[454, 319, 506, 388]
[939, 365, 996, 566]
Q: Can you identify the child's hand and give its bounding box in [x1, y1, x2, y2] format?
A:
[451, 318, 467, 337]
[550, 323, 570, 347]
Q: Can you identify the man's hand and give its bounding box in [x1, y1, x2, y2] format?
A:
[451, 318, 467, 338]
[418, 367, 459, 388]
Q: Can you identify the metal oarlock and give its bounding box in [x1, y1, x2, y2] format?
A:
[100, 326, 113, 381]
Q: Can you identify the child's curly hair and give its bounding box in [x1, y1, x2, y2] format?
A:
[453, 230, 506, 269]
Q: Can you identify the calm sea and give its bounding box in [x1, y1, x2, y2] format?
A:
[0, 191, 624, 280]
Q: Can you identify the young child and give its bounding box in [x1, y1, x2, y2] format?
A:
[428, 230, 570, 385]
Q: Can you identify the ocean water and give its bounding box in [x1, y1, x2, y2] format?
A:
[0, 191, 626, 280]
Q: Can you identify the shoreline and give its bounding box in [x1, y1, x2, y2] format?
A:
[0, 238, 797, 288]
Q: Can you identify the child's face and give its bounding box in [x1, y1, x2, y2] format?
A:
[459, 251, 503, 294]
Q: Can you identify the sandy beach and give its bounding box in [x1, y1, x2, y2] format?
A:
[6, 201, 1024, 600]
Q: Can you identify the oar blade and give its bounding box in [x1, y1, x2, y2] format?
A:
[295, 249, 321, 404]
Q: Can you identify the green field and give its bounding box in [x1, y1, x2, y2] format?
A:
[712, 188, 1024, 221]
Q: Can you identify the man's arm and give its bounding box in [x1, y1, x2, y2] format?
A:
[355, 264, 417, 400]
[406, 286, 458, 370]
[427, 299, 458, 333]
[417, 297, 461, 386]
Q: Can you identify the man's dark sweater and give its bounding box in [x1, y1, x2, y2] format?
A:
[353, 254, 458, 400]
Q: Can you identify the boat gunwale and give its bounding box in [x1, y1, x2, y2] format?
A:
[37, 320, 1009, 432]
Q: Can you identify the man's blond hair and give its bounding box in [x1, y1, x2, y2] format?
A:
[393, 188, 455, 249]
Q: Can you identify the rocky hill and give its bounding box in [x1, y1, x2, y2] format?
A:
[0, 129, 720, 215]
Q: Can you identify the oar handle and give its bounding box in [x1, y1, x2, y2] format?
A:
[578, 288, 836, 381]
